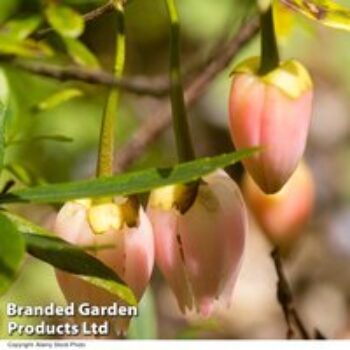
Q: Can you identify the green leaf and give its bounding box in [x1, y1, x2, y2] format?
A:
[2, 211, 51, 236]
[2, 211, 137, 305]
[0, 69, 9, 175]
[281, 0, 350, 31]
[23, 233, 136, 306]
[7, 135, 73, 146]
[0, 213, 25, 296]
[4, 163, 46, 186]
[45, 4, 84, 38]
[0, 15, 42, 40]
[63, 37, 100, 69]
[0, 148, 258, 204]
[35, 88, 84, 111]
[80, 276, 136, 307]
[128, 287, 157, 339]
[0, 34, 53, 57]
[22, 232, 115, 281]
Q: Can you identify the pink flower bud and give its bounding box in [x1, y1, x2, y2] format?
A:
[243, 162, 314, 249]
[54, 198, 154, 335]
[147, 171, 247, 316]
[229, 57, 313, 194]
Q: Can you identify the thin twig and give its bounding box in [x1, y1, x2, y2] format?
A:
[115, 17, 260, 171]
[34, 0, 115, 40]
[0, 180, 15, 195]
[271, 248, 311, 340]
[5, 60, 169, 97]
[84, 0, 115, 22]
[1, 9, 254, 99]
[0, 0, 169, 97]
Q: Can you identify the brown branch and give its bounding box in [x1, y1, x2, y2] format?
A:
[35, 0, 115, 40]
[5, 3, 256, 99]
[271, 248, 311, 340]
[6, 59, 169, 97]
[83, 0, 115, 22]
[0, 1, 170, 97]
[115, 18, 260, 171]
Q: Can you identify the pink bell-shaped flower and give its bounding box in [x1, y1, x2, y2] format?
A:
[147, 170, 247, 316]
[243, 161, 314, 249]
[54, 197, 154, 335]
[229, 57, 313, 194]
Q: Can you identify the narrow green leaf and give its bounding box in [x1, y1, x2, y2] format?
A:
[0, 213, 25, 295]
[80, 243, 116, 252]
[23, 233, 136, 306]
[0, 34, 53, 57]
[35, 88, 84, 111]
[0, 15, 42, 39]
[80, 276, 136, 307]
[4, 163, 46, 186]
[7, 134, 73, 146]
[63, 37, 100, 69]
[2, 211, 51, 236]
[0, 148, 258, 204]
[45, 4, 84, 38]
[0, 69, 9, 175]
[2, 211, 136, 305]
[22, 233, 118, 282]
[128, 287, 157, 339]
[281, 0, 350, 31]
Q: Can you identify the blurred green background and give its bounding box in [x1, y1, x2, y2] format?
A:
[1, 0, 350, 340]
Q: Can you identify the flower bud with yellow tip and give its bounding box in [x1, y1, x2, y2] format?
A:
[54, 197, 154, 336]
[229, 57, 313, 194]
[147, 171, 247, 316]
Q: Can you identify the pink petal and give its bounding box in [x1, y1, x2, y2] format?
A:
[148, 171, 247, 316]
[179, 171, 246, 314]
[98, 207, 154, 300]
[229, 74, 313, 193]
[147, 206, 193, 313]
[55, 201, 154, 300]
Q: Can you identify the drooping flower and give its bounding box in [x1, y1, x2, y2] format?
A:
[54, 197, 154, 335]
[147, 170, 247, 316]
[243, 162, 314, 248]
[228, 57, 313, 194]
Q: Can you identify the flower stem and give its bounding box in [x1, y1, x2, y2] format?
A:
[96, 5, 125, 177]
[165, 0, 195, 163]
[259, 4, 280, 75]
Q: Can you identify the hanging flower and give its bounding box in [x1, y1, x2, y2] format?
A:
[229, 57, 313, 194]
[54, 197, 154, 335]
[243, 162, 314, 248]
[147, 170, 247, 316]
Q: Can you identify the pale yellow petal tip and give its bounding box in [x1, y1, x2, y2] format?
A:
[149, 184, 187, 211]
[266, 59, 313, 99]
[149, 183, 199, 214]
[73, 198, 92, 208]
[231, 57, 313, 99]
[87, 203, 124, 234]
